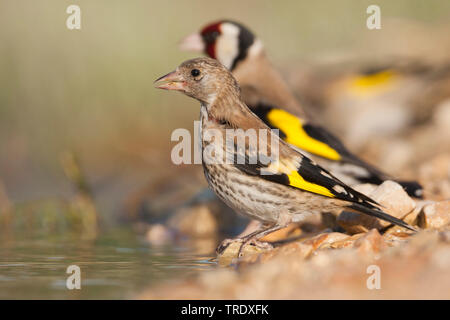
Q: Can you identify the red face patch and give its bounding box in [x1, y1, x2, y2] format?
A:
[200, 22, 222, 59]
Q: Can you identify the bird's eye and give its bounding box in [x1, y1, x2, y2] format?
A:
[191, 69, 200, 77]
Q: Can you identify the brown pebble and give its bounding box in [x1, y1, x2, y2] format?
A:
[418, 201, 450, 229]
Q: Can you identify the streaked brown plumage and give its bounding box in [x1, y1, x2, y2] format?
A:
[155, 57, 415, 256]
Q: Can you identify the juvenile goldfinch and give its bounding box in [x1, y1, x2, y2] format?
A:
[179, 20, 423, 198]
[155, 57, 415, 255]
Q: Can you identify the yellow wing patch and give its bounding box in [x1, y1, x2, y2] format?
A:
[348, 70, 399, 97]
[287, 170, 335, 198]
[266, 160, 335, 198]
[266, 109, 341, 161]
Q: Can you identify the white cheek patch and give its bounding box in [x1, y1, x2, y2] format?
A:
[248, 39, 263, 57]
[216, 23, 240, 70]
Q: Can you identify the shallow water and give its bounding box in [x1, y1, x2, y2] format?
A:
[0, 230, 215, 299]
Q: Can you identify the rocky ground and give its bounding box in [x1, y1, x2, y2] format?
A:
[137, 152, 450, 300]
[139, 230, 450, 299]
[138, 183, 450, 299]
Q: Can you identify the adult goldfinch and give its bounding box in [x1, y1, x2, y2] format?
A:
[155, 57, 415, 255]
[179, 20, 423, 198]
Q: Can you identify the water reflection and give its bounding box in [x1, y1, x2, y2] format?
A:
[0, 229, 215, 299]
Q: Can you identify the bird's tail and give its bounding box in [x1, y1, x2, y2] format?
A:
[347, 203, 417, 232]
[397, 180, 423, 199]
[342, 153, 423, 199]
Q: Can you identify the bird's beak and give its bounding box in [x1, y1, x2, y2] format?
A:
[179, 33, 204, 52]
[154, 70, 185, 91]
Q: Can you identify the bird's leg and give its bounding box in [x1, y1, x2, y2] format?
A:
[237, 220, 262, 238]
[217, 227, 260, 255]
[216, 222, 271, 255]
[216, 238, 242, 254]
[237, 224, 286, 258]
[236, 212, 293, 257]
[216, 213, 292, 257]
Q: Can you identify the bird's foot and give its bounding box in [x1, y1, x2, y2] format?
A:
[216, 238, 243, 255]
[237, 238, 273, 258]
[216, 237, 273, 258]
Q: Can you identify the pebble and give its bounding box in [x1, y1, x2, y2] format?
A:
[168, 204, 218, 238]
[418, 201, 450, 229]
[337, 181, 415, 233]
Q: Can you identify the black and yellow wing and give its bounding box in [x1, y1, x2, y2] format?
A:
[235, 151, 375, 205]
[251, 103, 423, 198]
[233, 149, 415, 231]
[253, 105, 343, 161]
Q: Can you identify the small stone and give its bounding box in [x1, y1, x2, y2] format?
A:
[240, 241, 314, 266]
[403, 200, 433, 226]
[145, 223, 174, 245]
[352, 183, 378, 196]
[330, 232, 365, 249]
[337, 211, 375, 234]
[383, 232, 410, 246]
[354, 229, 387, 255]
[275, 241, 314, 258]
[369, 180, 416, 219]
[273, 241, 314, 261]
[168, 204, 218, 238]
[417, 201, 450, 229]
[302, 232, 350, 250]
[383, 225, 415, 237]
